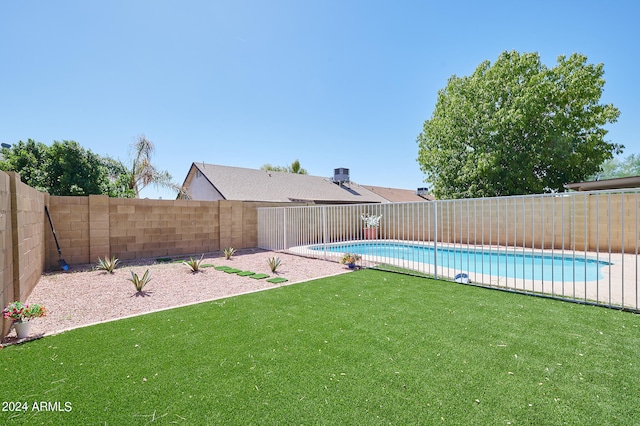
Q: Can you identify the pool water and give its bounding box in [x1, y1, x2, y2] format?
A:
[312, 242, 610, 281]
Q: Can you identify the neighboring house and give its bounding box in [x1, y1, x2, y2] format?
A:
[182, 163, 390, 204]
[362, 185, 435, 202]
[564, 176, 640, 191]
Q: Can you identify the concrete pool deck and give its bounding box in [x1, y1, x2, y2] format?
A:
[287, 240, 639, 311]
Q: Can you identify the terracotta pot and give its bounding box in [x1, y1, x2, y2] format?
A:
[363, 228, 378, 240]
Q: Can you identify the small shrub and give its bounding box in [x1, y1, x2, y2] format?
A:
[266, 256, 282, 273]
[128, 270, 152, 292]
[96, 256, 120, 273]
[223, 247, 236, 259]
[184, 254, 205, 273]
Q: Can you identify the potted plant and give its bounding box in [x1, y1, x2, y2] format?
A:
[2, 301, 47, 339]
[361, 213, 382, 240]
[339, 253, 361, 269]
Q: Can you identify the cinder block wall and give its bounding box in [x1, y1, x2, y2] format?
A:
[588, 193, 640, 253]
[1, 171, 46, 337]
[302, 194, 638, 254]
[45, 196, 293, 268]
[11, 174, 46, 301]
[45, 195, 90, 269]
[107, 197, 222, 261]
[0, 171, 14, 337]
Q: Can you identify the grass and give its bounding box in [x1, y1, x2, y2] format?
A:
[1, 269, 639, 424]
[372, 263, 434, 278]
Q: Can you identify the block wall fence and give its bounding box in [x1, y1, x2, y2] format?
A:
[43, 196, 298, 270]
[1, 170, 300, 337]
[1, 171, 47, 337]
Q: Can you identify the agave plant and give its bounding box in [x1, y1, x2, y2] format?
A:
[266, 256, 282, 273]
[96, 256, 120, 273]
[183, 254, 205, 273]
[128, 270, 152, 292]
[223, 247, 236, 260]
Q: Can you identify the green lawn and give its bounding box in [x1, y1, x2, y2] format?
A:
[1, 269, 639, 425]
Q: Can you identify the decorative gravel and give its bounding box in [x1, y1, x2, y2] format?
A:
[2, 249, 351, 344]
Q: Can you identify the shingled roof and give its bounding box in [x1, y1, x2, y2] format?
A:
[564, 176, 640, 191]
[361, 185, 435, 202]
[183, 163, 388, 204]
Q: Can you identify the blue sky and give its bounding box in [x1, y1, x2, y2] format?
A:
[1, 0, 638, 199]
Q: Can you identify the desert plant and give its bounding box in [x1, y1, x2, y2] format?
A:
[183, 254, 205, 273]
[128, 270, 152, 292]
[223, 247, 236, 259]
[266, 256, 282, 273]
[96, 256, 120, 273]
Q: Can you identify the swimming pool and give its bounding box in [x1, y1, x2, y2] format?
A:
[311, 241, 611, 281]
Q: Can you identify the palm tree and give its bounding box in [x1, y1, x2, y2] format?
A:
[260, 159, 307, 174]
[127, 135, 189, 198]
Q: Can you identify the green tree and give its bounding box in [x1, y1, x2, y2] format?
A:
[591, 154, 640, 180]
[0, 139, 49, 191]
[260, 159, 308, 174]
[45, 140, 110, 196]
[126, 134, 187, 198]
[102, 157, 136, 198]
[0, 139, 135, 197]
[417, 51, 622, 199]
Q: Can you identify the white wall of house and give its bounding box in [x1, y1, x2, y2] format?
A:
[188, 170, 224, 201]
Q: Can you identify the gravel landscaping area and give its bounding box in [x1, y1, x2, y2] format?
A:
[2, 249, 351, 344]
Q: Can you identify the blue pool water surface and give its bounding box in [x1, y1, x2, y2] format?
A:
[311, 242, 610, 281]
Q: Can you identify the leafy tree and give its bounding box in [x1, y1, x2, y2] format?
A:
[0, 139, 135, 197]
[591, 154, 640, 180]
[417, 51, 622, 199]
[260, 159, 308, 174]
[0, 139, 49, 191]
[45, 140, 110, 196]
[102, 157, 136, 198]
[126, 134, 188, 198]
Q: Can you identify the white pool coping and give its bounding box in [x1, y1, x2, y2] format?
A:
[287, 239, 639, 310]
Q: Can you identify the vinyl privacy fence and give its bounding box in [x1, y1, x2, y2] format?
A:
[258, 190, 640, 311]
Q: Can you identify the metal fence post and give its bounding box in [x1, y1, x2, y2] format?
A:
[322, 206, 327, 260]
[433, 200, 438, 280]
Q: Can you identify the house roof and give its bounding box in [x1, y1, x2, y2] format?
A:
[564, 176, 640, 191]
[361, 185, 434, 202]
[185, 163, 389, 203]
